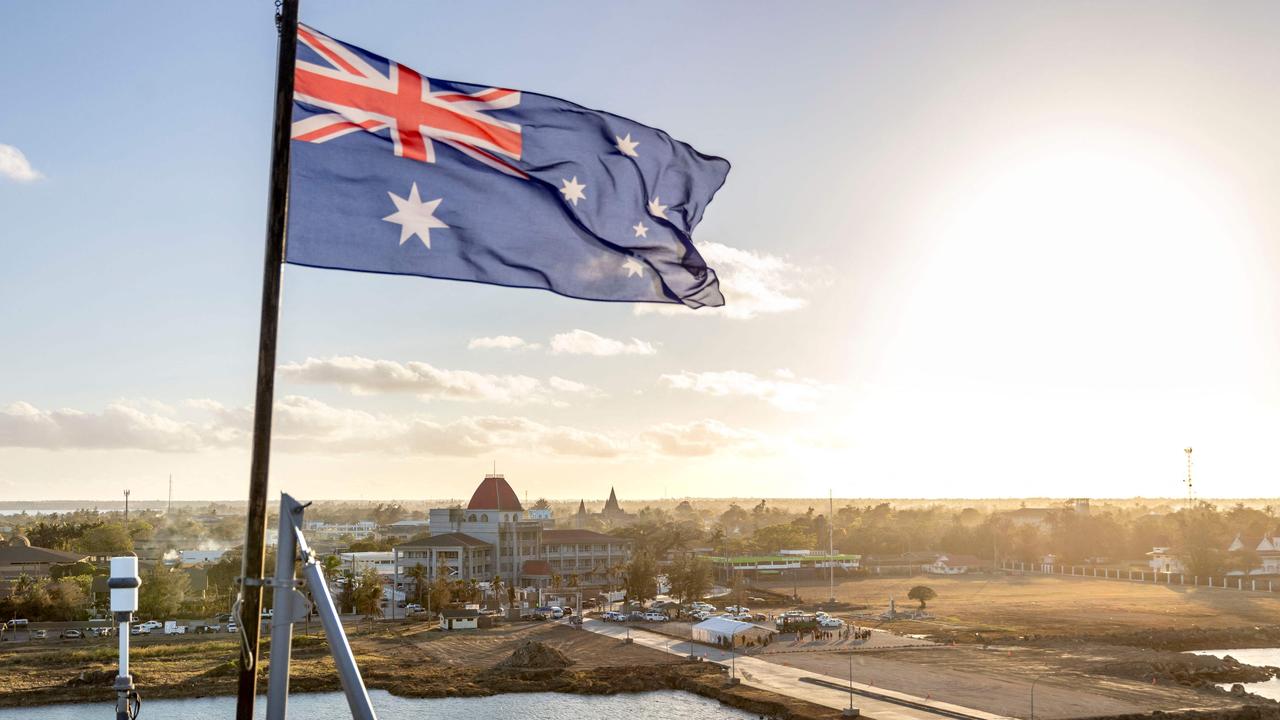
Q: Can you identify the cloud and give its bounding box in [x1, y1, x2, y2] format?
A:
[549, 329, 656, 356]
[0, 401, 204, 451]
[468, 335, 541, 351]
[278, 356, 574, 404]
[635, 242, 807, 319]
[640, 419, 768, 457]
[0, 144, 43, 182]
[658, 369, 826, 412]
[1, 397, 774, 461]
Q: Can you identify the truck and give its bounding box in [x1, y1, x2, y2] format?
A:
[163, 621, 187, 635]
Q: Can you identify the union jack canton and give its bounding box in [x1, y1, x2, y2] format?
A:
[286, 24, 730, 308]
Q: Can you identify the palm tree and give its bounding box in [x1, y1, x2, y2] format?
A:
[405, 564, 428, 604]
[567, 573, 579, 589]
[551, 574, 563, 592]
[490, 574, 506, 609]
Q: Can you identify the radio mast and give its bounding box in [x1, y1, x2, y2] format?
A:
[1183, 447, 1195, 509]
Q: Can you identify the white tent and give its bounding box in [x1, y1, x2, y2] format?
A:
[691, 617, 774, 646]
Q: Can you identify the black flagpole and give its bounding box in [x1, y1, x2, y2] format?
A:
[236, 1, 298, 718]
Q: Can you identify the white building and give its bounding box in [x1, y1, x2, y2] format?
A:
[338, 551, 396, 576]
[305, 520, 378, 541]
[1147, 547, 1186, 574]
[179, 549, 228, 566]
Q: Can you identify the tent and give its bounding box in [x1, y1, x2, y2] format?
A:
[691, 617, 774, 646]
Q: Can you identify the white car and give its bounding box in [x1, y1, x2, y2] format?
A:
[641, 611, 669, 622]
[724, 605, 750, 614]
[819, 617, 846, 628]
[690, 602, 717, 612]
[732, 612, 753, 622]
[138, 620, 163, 631]
[226, 622, 238, 633]
[690, 610, 712, 621]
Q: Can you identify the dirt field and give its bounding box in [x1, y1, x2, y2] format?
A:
[765, 573, 1280, 640]
[0, 620, 846, 719]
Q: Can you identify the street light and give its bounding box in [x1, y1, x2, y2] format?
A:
[1031, 673, 1047, 720]
[844, 651, 860, 717]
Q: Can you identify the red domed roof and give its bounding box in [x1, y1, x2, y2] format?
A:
[467, 475, 523, 511]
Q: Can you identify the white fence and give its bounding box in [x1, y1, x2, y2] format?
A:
[1001, 560, 1278, 593]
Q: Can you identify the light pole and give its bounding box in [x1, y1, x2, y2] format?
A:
[1031, 673, 1047, 720]
[844, 651, 859, 717]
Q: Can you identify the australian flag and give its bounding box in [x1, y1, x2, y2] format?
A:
[285, 24, 729, 308]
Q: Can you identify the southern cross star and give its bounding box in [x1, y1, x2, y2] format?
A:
[615, 133, 640, 157]
[622, 257, 646, 277]
[632, 222, 648, 238]
[383, 182, 448, 249]
[560, 176, 587, 206]
[647, 196, 668, 219]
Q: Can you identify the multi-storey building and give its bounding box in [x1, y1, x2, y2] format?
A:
[397, 474, 631, 589]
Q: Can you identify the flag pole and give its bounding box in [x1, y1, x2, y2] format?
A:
[236, 1, 298, 718]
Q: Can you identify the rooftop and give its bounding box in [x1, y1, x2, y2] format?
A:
[467, 474, 523, 512]
[397, 532, 491, 549]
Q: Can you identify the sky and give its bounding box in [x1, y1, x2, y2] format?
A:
[2, 1, 1280, 503]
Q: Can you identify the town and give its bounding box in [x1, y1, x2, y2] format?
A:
[2, 475, 1279, 719]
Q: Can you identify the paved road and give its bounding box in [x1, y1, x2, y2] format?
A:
[582, 619, 1009, 720]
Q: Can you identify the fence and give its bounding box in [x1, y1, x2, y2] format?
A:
[1000, 560, 1279, 593]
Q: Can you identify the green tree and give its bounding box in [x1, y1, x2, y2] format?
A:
[75, 523, 134, 555]
[139, 566, 190, 619]
[404, 564, 428, 604]
[907, 585, 936, 610]
[352, 568, 384, 619]
[668, 554, 712, 605]
[623, 553, 658, 605]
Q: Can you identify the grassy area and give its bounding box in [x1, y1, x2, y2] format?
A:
[767, 573, 1280, 638]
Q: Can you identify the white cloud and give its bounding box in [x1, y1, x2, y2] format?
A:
[0, 401, 204, 451]
[635, 242, 807, 319]
[468, 335, 541, 351]
[549, 329, 656, 356]
[278, 356, 566, 404]
[640, 419, 768, 457]
[659, 369, 826, 412]
[0, 144, 43, 182]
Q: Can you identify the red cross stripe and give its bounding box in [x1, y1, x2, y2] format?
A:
[291, 25, 525, 177]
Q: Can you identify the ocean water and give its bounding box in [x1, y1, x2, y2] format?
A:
[1189, 648, 1280, 701]
[0, 689, 756, 719]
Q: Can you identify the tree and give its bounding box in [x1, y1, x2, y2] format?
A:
[352, 568, 384, 619]
[532, 498, 551, 511]
[321, 554, 343, 579]
[404, 564, 428, 604]
[139, 566, 190, 619]
[75, 523, 134, 555]
[668, 554, 712, 605]
[428, 569, 451, 616]
[907, 585, 936, 610]
[623, 553, 658, 605]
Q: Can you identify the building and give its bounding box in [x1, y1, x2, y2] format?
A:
[178, 549, 228, 566]
[1147, 547, 1185, 575]
[692, 616, 774, 647]
[925, 554, 983, 575]
[379, 519, 431, 541]
[572, 487, 634, 528]
[540, 529, 632, 585]
[0, 535, 89, 580]
[338, 551, 396, 577]
[439, 608, 480, 630]
[1227, 533, 1280, 576]
[304, 520, 378, 541]
[395, 532, 494, 582]
[399, 474, 631, 590]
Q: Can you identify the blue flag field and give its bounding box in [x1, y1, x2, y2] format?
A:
[285, 24, 730, 308]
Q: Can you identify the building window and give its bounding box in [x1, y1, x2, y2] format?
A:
[469, 514, 477, 522]
[481, 514, 488, 522]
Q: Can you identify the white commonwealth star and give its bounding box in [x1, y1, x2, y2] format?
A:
[615, 133, 640, 157]
[383, 182, 448, 249]
[622, 257, 645, 277]
[647, 196, 668, 219]
[632, 222, 648, 238]
[560, 176, 587, 206]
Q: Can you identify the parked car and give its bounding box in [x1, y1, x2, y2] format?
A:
[690, 602, 716, 612]
[690, 610, 711, 621]
[549, 606, 564, 619]
[405, 603, 424, 614]
[724, 605, 750, 614]
[641, 611, 669, 622]
[196, 624, 220, 634]
[226, 622, 238, 633]
[748, 596, 766, 603]
[731, 612, 753, 622]
[627, 611, 646, 622]
[601, 611, 623, 622]
[819, 617, 845, 628]
[215, 613, 233, 624]
[138, 620, 163, 632]
[4, 619, 29, 629]
[61, 629, 83, 639]
[129, 626, 146, 636]
[93, 627, 113, 637]
[31, 629, 47, 640]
